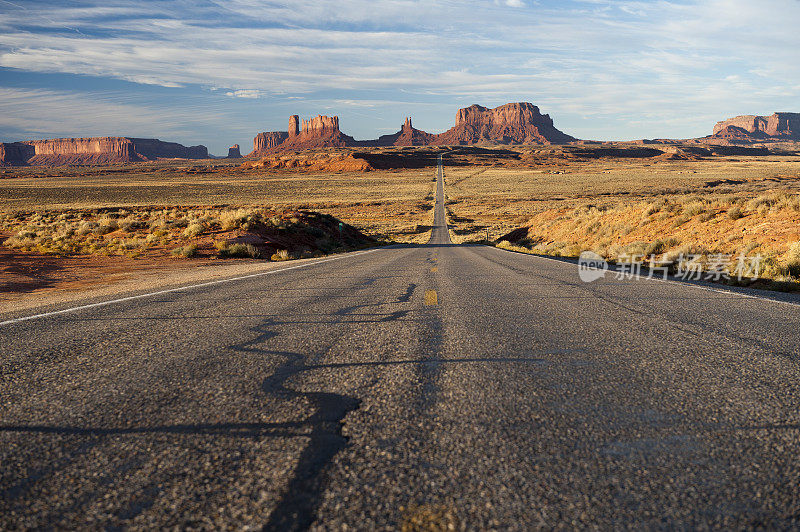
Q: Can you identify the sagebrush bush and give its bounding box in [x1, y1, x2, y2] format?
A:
[786, 242, 800, 278]
[271, 249, 290, 261]
[746, 194, 777, 211]
[683, 202, 706, 217]
[183, 222, 206, 238]
[217, 242, 261, 258]
[120, 218, 147, 232]
[672, 214, 690, 227]
[220, 208, 261, 231]
[171, 243, 199, 258]
[727, 206, 743, 220]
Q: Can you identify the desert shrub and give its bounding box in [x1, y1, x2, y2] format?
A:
[759, 255, 785, 279]
[682, 195, 704, 204]
[270, 249, 291, 261]
[672, 214, 690, 227]
[746, 194, 777, 211]
[645, 238, 681, 256]
[171, 244, 199, 258]
[644, 199, 666, 216]
[217, 242, 261, 258]
[183, 222, 206, 238]
[786, 242, 800, 278]
[94, 217, 118, 235]
[148, 218, 166, 230]
[683, 202, 706, 217]
[776, 194, 800, 212]
[717, 195, 742, 206]
[561, 243, 582, 257]
[166, 218, 189, 229]
[618, 224, 634, 235]
[120, 218, 147, 232]
[727, 206, 743, 220]
[220, 208, 261, 231]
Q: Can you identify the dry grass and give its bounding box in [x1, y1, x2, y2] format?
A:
[444, 154, 800, 238]
[490, 191, 800, 282]
[0, 159, 436, 245]
[6, 150, 800, 284]
[443, 155, 800, 283]
[0, 206, 377, 261]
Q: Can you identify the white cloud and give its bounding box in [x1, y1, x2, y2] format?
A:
[225, 89, 261, 98]
[0, 87, 227, 146]
[0, 0, 798, 139]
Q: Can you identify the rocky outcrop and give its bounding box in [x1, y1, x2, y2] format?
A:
[253, 132, 289, 152]
[227, 144, 242, 158]
[301, 115, 339, 135]
[433, 103, 575, 145]
[252, 114, 356, 154]
[711, 112, 800, 142]
[288, 115, 300, 137]
[128, 138, 207, 160]
[286, 114, 356, 149]
[710, 125, 762, 143]
[376, 117, 438, 146]
[0, 137, 208, 166]
[245, 153, 373, 172]
[0, 142, 35, 165]
[251, 102, 575, 154]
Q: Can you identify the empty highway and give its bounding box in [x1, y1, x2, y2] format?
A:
[2, 157, 800, 529]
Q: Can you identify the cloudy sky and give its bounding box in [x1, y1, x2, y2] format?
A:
[0, 0, 798, 155]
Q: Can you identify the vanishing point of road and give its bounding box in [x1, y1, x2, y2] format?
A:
[2, 156, 800, 529]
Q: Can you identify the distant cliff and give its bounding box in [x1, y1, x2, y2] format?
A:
[254, 131, 290, 152]
[0, 137, 208, 166]
[227, 144, 242, 158]
[433, 102, 575, 145]
[376, 117, 437, 147]
[253, 114, 356, 153]
[250, 102, 575, 154]
[710, 112, 800, 143]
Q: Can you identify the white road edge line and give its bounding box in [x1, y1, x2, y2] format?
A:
[0, 248, 381, 326]
[489, 245, 800, 308]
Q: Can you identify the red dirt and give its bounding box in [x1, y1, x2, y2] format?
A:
[0, 235, 216, 297]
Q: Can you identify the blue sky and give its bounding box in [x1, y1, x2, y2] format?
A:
[0, 0, 798, 155]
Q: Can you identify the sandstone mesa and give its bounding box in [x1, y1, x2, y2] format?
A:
[227, 144, 242, 158]
[2, 102, 798, 167]
[0, 137, 208, 166]
[707, 112, 800, 144]
[250, 102, 575, 155]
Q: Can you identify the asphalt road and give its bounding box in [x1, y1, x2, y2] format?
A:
[2, 156, 800, 529]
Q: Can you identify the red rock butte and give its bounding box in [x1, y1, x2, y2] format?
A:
[0, 137, 208, 166]
[709, 112, 800, 143]
[227, 144, 242, 158]
[251, 102, 575, 154]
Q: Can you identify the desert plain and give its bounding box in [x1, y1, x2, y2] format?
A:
[2, 143, 800, 312]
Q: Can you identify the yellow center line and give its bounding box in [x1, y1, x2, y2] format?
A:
[424, 289, 438, 306]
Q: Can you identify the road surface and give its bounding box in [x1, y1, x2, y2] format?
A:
[2, 156, 800, 529]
